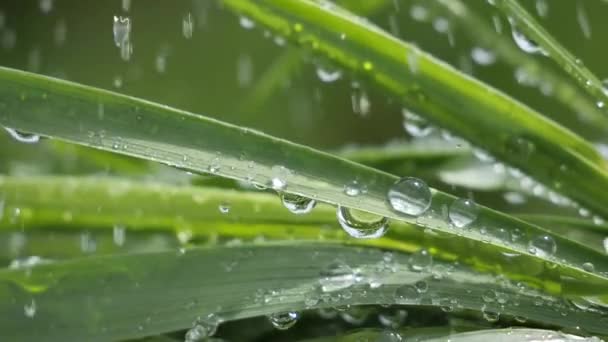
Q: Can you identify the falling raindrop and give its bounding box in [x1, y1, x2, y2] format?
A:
[448, 198, 478, 228]
[24, 299, 36, 318]
[337, 206, 388, 239]
[239, 16, 255, 30]
[471, 47, 496, 66]
[122, 0, 131, 12]
[576, 2, 591, 39]
[182, 13, 194, 39]
[4, 128, 41, 144]
[53, 19, 67, 46]
[237, 53, 254, 88]
[113, 224, 126, 246]
[268, 311, 300, 330]
[113, 16, 132, 60]
[351, 85, 371, 117]
[39, 0, 53, 13]
[535, 0, 548, 17]
[387, 177, 432, 216]
[280, 193, 316, 214]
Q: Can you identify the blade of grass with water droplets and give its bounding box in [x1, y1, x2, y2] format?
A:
[1, 175, 608, 299]
[1, 244, 607, 341]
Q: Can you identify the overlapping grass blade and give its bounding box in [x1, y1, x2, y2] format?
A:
[2, 175, 608, 299]
[1, 244, 607, 341]
[219, 0, 608, 221]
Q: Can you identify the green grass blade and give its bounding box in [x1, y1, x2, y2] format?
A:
[1, 244, 607, 341]
[435, 0, 608, 132]
[219, 0, 608, 222]
[493, 0, 608, 111]
[2, 175, 608, 299]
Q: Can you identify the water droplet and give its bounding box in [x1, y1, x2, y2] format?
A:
[509, 19, 546, 55]
[535, 0, 548, 17]
[218, 202, 231, 214]
[471, 47, 496, 66]
[351, 86, 371, 117]
[344, 180, 364, 197]
[319, 261, 357, 292]
[237, 53, 254, 88]
[80, 231, 97, 253]
[394, 284, 418, 304]
[481, 305, 500, 322]
[24, 299, 36, 318]
[268, 311, 299, 330]
[448, 198, 478, 228]
[269, 165, 290, 190]
[410, 5, 429, 22]
[409, 248, 432, 271]
[39, 0, 53, 13]
[414, 280, 428, 293]
[582, 262, 595, 273]
[576, 2, 591, 39]
[113, 16, 132, 60]
[280, 193, 316, 214]
[182, 13, 194, 39]
[122, 0, 131, 12]
[185, 314, 220, 341]
[376, 330, 404, 342]
[316, 66, 342, 83]
[337, 206, 388, 239]
[378, 308, 407, 329]
[528, 235, 557, 257]
[239, 16, 255, 30]
[113, 224, 126, 246]
[4, 127, 41, 143]
[387, 177, 432, 216]
[401, 109, 435, 137]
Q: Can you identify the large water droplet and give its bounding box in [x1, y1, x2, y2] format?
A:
[448, 198, 478, 228]
[528, 235, 557, 257]
[409, 248, 432, 271]
[387, 177, 432, 216]
[393, 284, 418, 304]
[268, 311, 300, 330]
[337, 206, 388, 239]
[4, 127, 41, 143]
[185, 313, 220, 341]
[280, 193, 316, 214]
[401, 109, 434, 137]
[509, 19, 546, 55]
[319, 261, 356, 292]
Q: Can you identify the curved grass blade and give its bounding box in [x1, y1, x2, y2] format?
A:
[1, 175, 608, 299]
[1, 244, 607, 341]
[492, 0, 608, 111]
[308, 327, 603, 342]
[1, 68, 607, 295]
[434, 0, 608, 133]
[219, 0, 608, 223]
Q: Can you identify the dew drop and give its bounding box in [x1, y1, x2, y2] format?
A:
[582, 262, 595, 273]
[218, 202, 231, 214]
[414, 280, 428, 293]
[24, 299, 36, 318]
[387, 177, 432, 216]
[316, 66, 342, 83]
[319, 261, 356, 292]
[393, 284, 418, 304]
[528, 235, 557, 257]
[409, 248, 432, 271]
[280, 193, 316, 214]
[344, 180, 364, 197]
[269, 165, 290, 190]
[4, 127, 41, 143]
[401, 109, 434, 137]
[481, 305, 500, 322]
[337, 206, 388, 239]
[448, 198, 478, 228]
[185, 313, 220, 341]
[268, 311, 299, 330]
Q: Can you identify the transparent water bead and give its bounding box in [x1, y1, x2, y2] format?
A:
[528, 235, 557, 257]
[509, 19, 546, 55]
[280, 193, 316, 214]
[112, 16, 131, 47]
[402, 109, 434, 137]
[448, 198, 478, 228]
[337, 206, 388, 239]
[268, 311, 300, 330]
[4, 127, 41, 143]
[185, 313, 220, 341]
[269, 165, 290, 190]
[387, 177, 432, 216]
[409, 248, 433, 271]
[316, 66, 342, 83]
[319, 260, 357, 292]
[344, 180, 365, 197]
